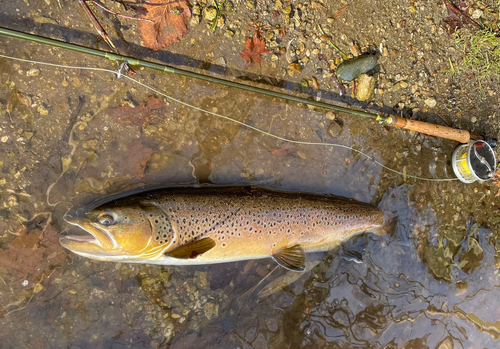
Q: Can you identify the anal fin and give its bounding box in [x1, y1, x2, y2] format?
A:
[165, 237, 216, 259]
[272, 244, 306, 272]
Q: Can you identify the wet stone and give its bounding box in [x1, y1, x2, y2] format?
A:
[192, 4, 201, 15]
[391, 81, 408, 92]
[282, 5, 292, 14]
[203, 7, 217, 21]
[424, 98, 437, 108]
[327, 120, 343, 137]
[70, 77, 82, 87]
[288, 63, 302, 73]
[355, 74, 375, 101]
[336, 55, 378, 81]
[26, 68, 40, 77]
[190, 15, 201, 26]
[203, 302, 218, 320]
[325, 111, 336, 120]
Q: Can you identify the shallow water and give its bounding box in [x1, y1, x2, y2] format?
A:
[1, 4, 500, 348]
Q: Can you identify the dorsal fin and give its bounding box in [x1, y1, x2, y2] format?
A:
[165, 237, 216, 259]
[272, 244, 306, 272]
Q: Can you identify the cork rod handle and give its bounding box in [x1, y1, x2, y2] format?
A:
[389, 116, 471, 143]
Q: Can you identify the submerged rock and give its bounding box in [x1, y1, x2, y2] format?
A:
[327, 119, 344, 137]
[355, 74, 375, 101]
[336, 55, 378, 81]
[288, 63, 302, 73]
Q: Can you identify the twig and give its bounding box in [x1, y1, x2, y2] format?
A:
[334, 5, 348, 20]
[79, 0, 117, 50]
[318, 25, 348, 59]
[443, 0, 481, 28]
[78, 0, 135, 74]
[86, 0, 153, 23]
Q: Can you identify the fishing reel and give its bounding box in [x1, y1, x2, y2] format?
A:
[452, 136, 498, 183]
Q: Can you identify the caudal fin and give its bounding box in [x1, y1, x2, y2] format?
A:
[376, 184, 412, 245]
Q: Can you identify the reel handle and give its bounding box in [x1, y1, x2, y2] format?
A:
[388, 116, 476, 144]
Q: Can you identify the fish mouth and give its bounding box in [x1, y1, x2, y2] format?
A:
[60, 219, 121, 259]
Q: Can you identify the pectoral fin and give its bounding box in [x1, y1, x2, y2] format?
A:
[165, 237, 216, 259]
[272, 244, 306, 272]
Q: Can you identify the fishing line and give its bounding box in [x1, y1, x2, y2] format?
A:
[0, 53, 458, 182]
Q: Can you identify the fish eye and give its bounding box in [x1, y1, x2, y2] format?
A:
[97, 213, 115, 226]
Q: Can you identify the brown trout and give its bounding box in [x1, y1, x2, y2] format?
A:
[60, 187, 387, 271]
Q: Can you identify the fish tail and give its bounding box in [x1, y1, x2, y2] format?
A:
[372, 214, 397, 236]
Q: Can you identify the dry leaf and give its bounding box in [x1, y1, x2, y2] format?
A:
[270, 143, 297, 156]
[107, 96, 166, 127]
[240, 32, 271, 68]
[443, 0, 479, 34]
[122, 139, 154, 178]
[0, 220, 66, 284]
[139, 0, 191, 50]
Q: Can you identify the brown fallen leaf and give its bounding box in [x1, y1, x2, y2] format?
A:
[240, 32, 271, 68]
[139, 0, 191, 50]
[443, 0, 480, 34]
[107, 96, 166, 127]
[270, 143, 297, 156]
[122, 139, 154, 178]
[0, 219, 66, 284]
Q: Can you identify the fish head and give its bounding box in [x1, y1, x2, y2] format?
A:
[60, 201, 174, 262]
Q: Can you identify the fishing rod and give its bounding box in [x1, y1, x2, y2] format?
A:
[0, 27, 481, 143]
[0, 27, 496, 182]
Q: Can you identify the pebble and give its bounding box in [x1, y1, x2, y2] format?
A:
[37, 105, 49, 116]
[355, 74, 375, 101]
[17, 93, 32, 106]
[224, 29, 234, 37]
[217, 16, 224, 27]
[203, 6, 217, 21]
[472, 9, 483, 19]
[192, 4, 201, 15]
[70, 77, 82, 87]
[288, 63, 302, 73]
[204, 302, 218, 320]
[327, 120, 343, 137]
[424, 98, 437, 108]
[1, 135, 9, 143]
[391, 81, 408, 92]
[26, 68, 40, 77]
[325, 111, 336, 120]
[282, 5, 292, 14]
[350, 42, 361, 56]
[190, 15, 200, 26]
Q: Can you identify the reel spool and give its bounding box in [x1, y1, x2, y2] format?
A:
[452, 140, 497, 183]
